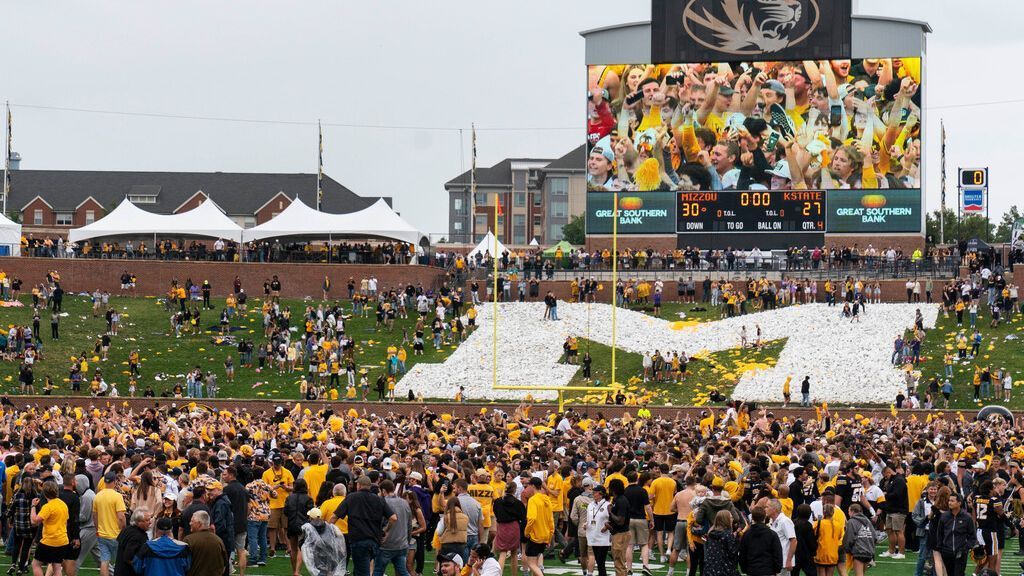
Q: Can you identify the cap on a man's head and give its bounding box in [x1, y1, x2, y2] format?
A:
[764, 79, 786, 95]
[438, 553, 463, 569]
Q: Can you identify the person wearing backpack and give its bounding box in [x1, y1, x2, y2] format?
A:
[842, 504, 879, 576]
[694, 478, 744, 535]
[737, 506, 782, 576]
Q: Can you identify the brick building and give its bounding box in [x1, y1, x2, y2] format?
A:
[6, 170, 388, 237]
[445, 146, 585, 245]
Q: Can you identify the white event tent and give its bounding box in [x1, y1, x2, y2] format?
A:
[467, 230, 506, 258]
[244, 197, 423, 245]
[0, 213, 21, 256]
[68, 199, 244, 243]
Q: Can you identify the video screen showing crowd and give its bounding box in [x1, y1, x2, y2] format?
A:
[586, 58, 921, 193]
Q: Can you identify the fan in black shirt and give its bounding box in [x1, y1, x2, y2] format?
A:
[834, 465, 863, 515]
[334, 476, 397, 545]
[607, 480, 630, 535]
[788, 467, 817, 509]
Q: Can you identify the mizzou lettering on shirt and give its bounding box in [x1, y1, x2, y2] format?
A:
[834, 476, 862, 511]
[468, 485, 495, 501]
[834, 476, 851, 507]
[467, 483, 496, 528]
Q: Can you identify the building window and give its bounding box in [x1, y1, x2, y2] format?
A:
[497, 216, 505, 229]
[550, 177, 569, 196]
[232, 215, 257, 229]
[453, 198, 463, 213]
[33, 210, 43, 225]
[475, 214, 488, 236]
[549, 223, 563, 241]
[474, 192, 488, 206]
[514, 191, 526, 207]
[513, 215, 526, 245]
[127, 194, 158, 204]
[533, 191, 542, 207]
[551, 198, 568, 218]
[454, 221, 463, 231]
[55, 212, 73, 226]
[85, 210, 96, 224]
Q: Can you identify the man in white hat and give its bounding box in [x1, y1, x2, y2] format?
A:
[766, 160, 792, 190]
[588, 136, 617, 191]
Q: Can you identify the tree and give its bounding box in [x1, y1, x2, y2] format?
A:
[562, 214, 585, 245]
[925, 209, 993, 244]
[994, 206, 1022, 243]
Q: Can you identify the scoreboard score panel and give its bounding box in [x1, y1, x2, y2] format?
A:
[960, 168, 988, 188]
[677, 190, 825, 233]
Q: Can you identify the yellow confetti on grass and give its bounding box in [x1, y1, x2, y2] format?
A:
[668, 320, 701, 332]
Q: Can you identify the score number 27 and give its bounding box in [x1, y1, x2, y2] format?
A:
[802, 201, 822, 216]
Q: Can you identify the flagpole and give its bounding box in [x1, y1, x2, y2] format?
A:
[317, 119, 323, 212]
[471, 124, 477, 243]
[940, 119, 946, 245]
[611, 189, 618, 388]
[3, 101, 9, 216]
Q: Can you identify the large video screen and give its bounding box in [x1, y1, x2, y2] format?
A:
[586, 58, 922, 194]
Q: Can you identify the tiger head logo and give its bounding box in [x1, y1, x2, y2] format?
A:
[683, 0, 819, 55]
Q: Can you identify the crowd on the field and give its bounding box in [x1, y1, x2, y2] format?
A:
[0, 399, 1016, 576]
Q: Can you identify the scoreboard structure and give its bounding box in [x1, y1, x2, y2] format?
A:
[580, 11, 930, 252]
[675, 190, 826, 249]
[588, 188, 923, 249]
[677, 191, 825, 234]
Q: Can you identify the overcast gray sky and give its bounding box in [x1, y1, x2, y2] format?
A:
[2, 0, 1021, 235]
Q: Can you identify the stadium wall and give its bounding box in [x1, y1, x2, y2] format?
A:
[0, 258, 446, 298]
[0, 257, 941, 303]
